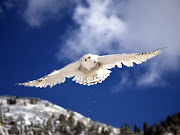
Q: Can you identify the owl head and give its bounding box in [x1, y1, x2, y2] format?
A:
[80, 54, 98, 70]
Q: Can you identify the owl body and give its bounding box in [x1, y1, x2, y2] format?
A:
[17, 47, 166, 87]
[72, 53, 111, 86]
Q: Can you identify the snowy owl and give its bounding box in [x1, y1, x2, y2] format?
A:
[17, 47, 166, 88]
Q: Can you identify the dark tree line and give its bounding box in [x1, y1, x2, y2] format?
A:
[143, 113, 180, 135]
[120, 123, 141, 135]
[118, 113, 180, 135]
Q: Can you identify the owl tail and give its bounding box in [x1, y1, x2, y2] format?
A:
[72, 68, 111, 86]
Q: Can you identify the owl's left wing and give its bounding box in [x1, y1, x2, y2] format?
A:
[17, 61, 80, 88]
[98, 47, 166, 69]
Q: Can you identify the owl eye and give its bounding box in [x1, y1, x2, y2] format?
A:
[85, 59, 87, 61]
[88, 56, 91, 59]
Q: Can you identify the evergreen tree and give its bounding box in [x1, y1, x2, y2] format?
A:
[59, 125, 68, 134]
[134, 124, 141, 133]
[88, 124, 96, 134]
[59, 114, 66, 122]
[155, 124, 166, 135]
[151, 124, 156, 133]
[74, 121, 86, 134]
[101, 127, 110, 135]
[125, 123, 128, 131]
[7, 97, 16, 105]
[143, 122, 148, 135]
[106, 121, 110, 126]
[0, 110, 3, 123]
[124, 124, 132, 135]
[68, 112, 75, 130]
[167, 115, 172, 126]
[120, 125, 125, 135]
[161, 120, 168, 129]
[30, 98, 38, 104]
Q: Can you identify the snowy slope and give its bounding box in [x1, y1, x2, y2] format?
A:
[0, 96, 176, 135]
[0, 96, 119, 135]
[0, 96, 85, 126]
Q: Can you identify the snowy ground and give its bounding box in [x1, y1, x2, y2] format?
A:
[0, 96, 120, 135]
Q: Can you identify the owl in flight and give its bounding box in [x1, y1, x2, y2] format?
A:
[17, 47, 166, 88]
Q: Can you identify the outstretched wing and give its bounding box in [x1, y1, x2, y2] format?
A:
[98, 47, 166, 69]
[17, 61, 80, 88]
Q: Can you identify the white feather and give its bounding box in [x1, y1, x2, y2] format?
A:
[17, 47, 166, 87]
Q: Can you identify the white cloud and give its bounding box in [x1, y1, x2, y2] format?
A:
[0, 0, 14, 14]
[3, 0, 14, 9]
[22, 0, 75, 27]
[58, 0, 126, 60]
[121, 0, 180, 87]
[112, 71, 133, 93]
[58, 0, 180, 88]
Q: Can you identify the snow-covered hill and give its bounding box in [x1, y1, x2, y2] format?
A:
[0, 96, 178, 135]
[0, 96, 119, 135]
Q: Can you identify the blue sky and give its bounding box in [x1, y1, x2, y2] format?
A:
[0, 0, 180, 129]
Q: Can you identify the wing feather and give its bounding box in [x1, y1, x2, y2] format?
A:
[98, 47, 166, 69]
[17, 61, 80, 88]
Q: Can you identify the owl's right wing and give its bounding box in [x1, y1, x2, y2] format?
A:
[98, 47, 166, 69]
[17, 61, 80, 88]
